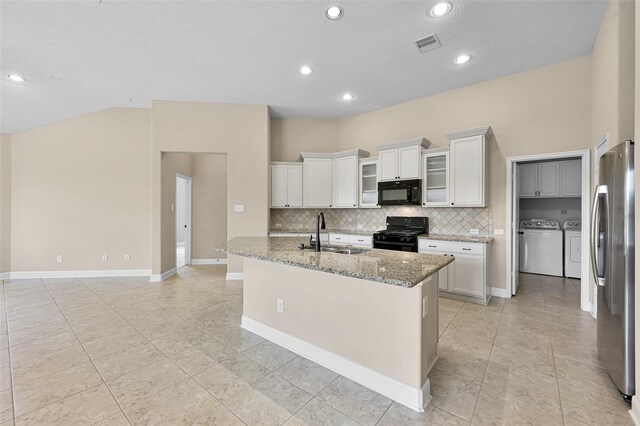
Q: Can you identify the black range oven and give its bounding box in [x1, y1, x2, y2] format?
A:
[373, 216, 429, 252]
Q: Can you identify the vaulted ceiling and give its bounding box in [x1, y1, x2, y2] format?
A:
[1, 1, 606, 134]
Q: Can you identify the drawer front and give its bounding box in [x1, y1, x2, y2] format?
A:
[330, 234, 373, 246]
[419, 239, 484, 256]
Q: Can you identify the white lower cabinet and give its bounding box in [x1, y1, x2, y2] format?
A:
[329, 233, 372, 247]
[418, 239, 491, 304]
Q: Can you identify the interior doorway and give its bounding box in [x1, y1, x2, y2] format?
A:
[176, 173, 192, 269]
[506, 150, 591, 312]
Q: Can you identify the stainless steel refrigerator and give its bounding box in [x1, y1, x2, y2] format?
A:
[591, 140, 635, 399]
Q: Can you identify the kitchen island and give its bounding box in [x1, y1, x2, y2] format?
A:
[215, 237, 454, 412]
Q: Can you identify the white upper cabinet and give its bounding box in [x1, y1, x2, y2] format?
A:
[332, 150, 368, 208]
[376, 138, 431, 181]
[270, 163, 303, 208]
[422, 149, 449, 207]
[561, 160, 582, 197]
[447, 126, 492, 207]
[537, 162, 560, 197]
[301, 155, 333, 208]
[379, 149, 399, 181]
[359, 158, 379, 208]
[287, 165, 303, 207]
[518, 159, 581, 198]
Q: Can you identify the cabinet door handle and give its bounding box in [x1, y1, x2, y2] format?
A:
[462, 248, 472, 251]
[429, 245, 437, 248]
[357, 239, 364, 242]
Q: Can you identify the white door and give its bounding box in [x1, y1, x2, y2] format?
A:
[537, 162, 561, 197]
[561, 160, 581, 197]
[176, 173, 192, 269]
[303, 158, 332, 207]
[398, 145, 420, 179]
[519, 163, 538, 197]
[270, 165, 288, 207]
[378, 149, 399, 181]
[450, 136, 484, 206]
[333, 156, 358, 207]
[512, 163, 521, 295]
[287, 165, 303, 207]
[449, 254, 484, 297]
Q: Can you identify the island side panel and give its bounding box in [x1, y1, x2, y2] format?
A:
[420, 276, 439, 386]
[242, 257, 426, 389]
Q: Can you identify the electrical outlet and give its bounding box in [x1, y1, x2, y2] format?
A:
[56, 255, 63, 263]
[276, 298, 284, 314]
[102, 254, 108, 262]
[124, 254, 130, 262]
[470, 229, 480, 235]
[422, 296, 428, 318]
[234, 204, 245, 213]
[170, 204, 175, 212]
[275, 223, 282, 228]
[494, 229, 505, 235]
[357, 224, 364, 230]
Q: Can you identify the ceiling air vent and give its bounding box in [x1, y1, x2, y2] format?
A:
[415, 33, 441, 53]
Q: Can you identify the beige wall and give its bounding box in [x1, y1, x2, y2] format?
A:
[152, 101, 270, 274]
[192, 154, 228, 260]
[592, 0, 636, 150]
[270, 119, 338, 162]
[272, 56, 593, 292]
[160, 153, 193, 271]
[0, 134, 11, 274]
[9, 108, 153, 272]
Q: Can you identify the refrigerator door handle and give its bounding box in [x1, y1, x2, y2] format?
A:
[590, 185, 607, 287]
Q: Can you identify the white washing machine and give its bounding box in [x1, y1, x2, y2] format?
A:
[519, 219, 563, 277]
[563, 221, 582, 279]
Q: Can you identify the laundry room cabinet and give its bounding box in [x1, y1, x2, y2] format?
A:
[519, 159, 581, 198]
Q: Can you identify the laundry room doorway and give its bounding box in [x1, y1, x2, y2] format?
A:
[506, 150, 591, 313]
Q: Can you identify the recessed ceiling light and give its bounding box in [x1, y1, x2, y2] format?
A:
[300, 66, 313, 75]
[430, 2, 452, 17]
[341, 92, 354, 102]
[7, 74, 26, 83]
[453, 54, 471, 65]
[326, 6, 343, 20]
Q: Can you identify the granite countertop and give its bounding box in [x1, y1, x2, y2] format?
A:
[269, 228, 377, 236]
[216, 237, 453, 288]
[418, 234, 494, 244]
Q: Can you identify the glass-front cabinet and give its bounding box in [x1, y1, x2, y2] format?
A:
[359, 158, 379, 208]
[422, 149, 449, 207]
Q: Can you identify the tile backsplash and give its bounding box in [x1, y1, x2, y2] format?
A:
[270, 206, 493, 237]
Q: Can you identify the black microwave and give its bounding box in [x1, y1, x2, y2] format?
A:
[377, 179, 422, 205]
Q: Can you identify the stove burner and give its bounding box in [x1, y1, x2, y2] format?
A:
[373, 216, 428, 252]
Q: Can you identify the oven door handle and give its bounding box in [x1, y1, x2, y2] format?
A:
[373, 240, 415, 247]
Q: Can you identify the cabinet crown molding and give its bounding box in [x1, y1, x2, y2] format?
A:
[270, 161, 302, 165]
[422, 146, 449, 155]
[375, 137, 431, 152]
[298, 149, 369, 161]
[445, 126, 493, 141]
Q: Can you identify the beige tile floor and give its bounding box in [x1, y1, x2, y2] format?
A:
[0, 267, 632, 425]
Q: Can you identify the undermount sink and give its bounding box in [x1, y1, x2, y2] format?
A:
[304, 244, 370, 255]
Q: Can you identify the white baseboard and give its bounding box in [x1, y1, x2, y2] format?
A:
[192, 258, 227, 265]
[0, 272, 8, 280]
[226, 272, 244, 281]
[630, 396, 640, 425]
[241, 316, 430, 412]
[7, 269, 151, 280]
[491, 287, 510, 298]
[149, 267, 176, 282]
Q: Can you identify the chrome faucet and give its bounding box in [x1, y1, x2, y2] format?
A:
[316, 212, 326, 252]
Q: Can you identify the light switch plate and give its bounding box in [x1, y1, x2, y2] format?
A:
[56, 255, 63, 263]
[357, 224, 364, 229]
[494, 229, 505, 235]
[470, 229, 480, 235]
[275, 223, 282, 228]
[234, 204, 245, 213]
